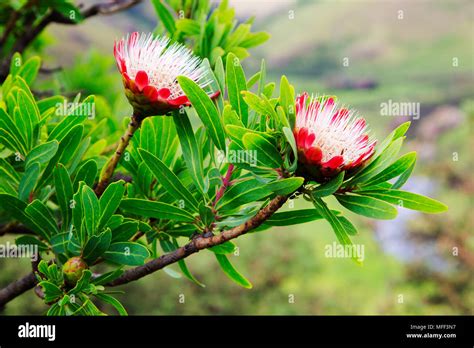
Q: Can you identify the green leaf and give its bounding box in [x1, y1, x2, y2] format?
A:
[222, 104, 244, 127]
[94, 293, 128, 316]
[15, 235, 48, 251]
[242, 133, 282, 168]
[25, 141, 59, 169]
[363, 152, 417, 187]
[375, 121, 410, 157]
[263, 209, 328, 226]
[337, 216, 358, 236]
[0, 108, 27, 154]
[18, 162, 40, 201]
[103, 242, 150, 266]
[139, 149, 199, 212]
[311, 197, 354, 250]
[39, 124, 84, 187]
[391, 156, 416, 189]
[18, 56, 41, 85]
[226, 53, 248, 125]
[356, 189, 448, 213]
[279, 76, 295, 128]
[214, 56, 225, 93]
[73, 159, 97, 191]
[335, 194, 398, 220]
[350, 137, 403, 185]
[215, 254, 252, 289]
[312, 172, 344, 197]
[82, 229, 112, 263]
[209, 241, 236, 254]
[82, 185, 100, 236]
[152, 0, 176, 35]
[91, 269, 124, 285]
[177, 76, 226, 151]
[240, 31, 271, 48]
[54, 164, 74, 230]
[16, 90, 39, 150]
[39, 281, 63, 303]
[0, 194, 47, 240]
[111, 221, 138, 242]
[10, 52, 22, 76]
[98, 180, 125, 230]
[25, 199, 58, 238]
[120, 198, 195, 222]
[173, 110, 205, 192]
[216, 179, 271, 212]
[176, 18, 200, 35]
[265, 177, 303, 195]
[69, 270, 92, 294]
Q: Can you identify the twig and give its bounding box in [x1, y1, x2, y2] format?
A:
[94, 114, 141, 196]
[0, 0, 142, 82]
[107, 194, 288, 287]
[0, 222, 36, 236]
[213, 164, 234, 206]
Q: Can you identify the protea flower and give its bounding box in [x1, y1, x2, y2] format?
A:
[114, 32, 217, 117]
[294, 93, 376, 182]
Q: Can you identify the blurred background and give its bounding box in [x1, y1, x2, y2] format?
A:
[1, 0, 473, 315]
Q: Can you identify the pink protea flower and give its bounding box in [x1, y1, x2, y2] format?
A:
[114, 32, 217, 117]
[294, 93, 376, 182]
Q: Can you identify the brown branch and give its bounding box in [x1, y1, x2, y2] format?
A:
[95, 114, 141, 196]
[0, 272, 36, 309]
[108, 195, 289, 287]
[0, 222, 36, 236]
[0, 195, 289, 307]
[0, 0, 142, 82]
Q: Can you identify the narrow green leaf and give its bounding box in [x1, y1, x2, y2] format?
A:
[98, 180, 125, 230]
[25, 199, 58, 238]
[215, 254, 252, 289]
[139, 149, 199, 212]
[15, 235, 48, 251]
[82, 185, 100, 236]
[311, 197, 354, 250]
[312, 172, 344, 197]
[279, 75, 295, 128]
[363, 152, 417, 187]
[18, 56, 41, 85]
[173, 111, 205, 192]
[335, 194, 398, 220]
[266, 177, 303, 195]
[73, 159, 97, 191]
[18, 162, 40, 201]
[226, 53, 248, 125]
[392, 157, 416, 189]
[151, 0, 176, 34]
[350, 137, 403, 185]
[25, 141, 59, 169]
[242, 133, 282, 168]
[103, 242, 150, 266]
[82, 229, 112, 263]
[216, 179, 271, 212]
[209, 241, 236, 254]
[120, 198, 195, 222]
[177, 76, 226, 151]
[54, 164, 73, 230]
[356, 189, 448, 213]
[94, 293, 128, 316]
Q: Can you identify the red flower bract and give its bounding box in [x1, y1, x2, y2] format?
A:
[294, 93, 376, 182]
[114, 32, 218, 117]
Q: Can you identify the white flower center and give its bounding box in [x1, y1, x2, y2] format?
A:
[119, 33, 210, 99]
[297, 97, 375, 164]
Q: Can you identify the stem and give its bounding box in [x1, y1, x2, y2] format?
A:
[0, 194, 289, 307]
[213, 164, 234, 206]
[108, 194, 288, 287]
[95, 114, 141, 196]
